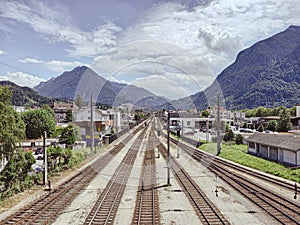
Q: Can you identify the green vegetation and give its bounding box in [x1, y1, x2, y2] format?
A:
[0, 86, 91, 201]
[257, 124, 265, 132]
[65, 109, 73, 123]
[46, 146, 88, 174]
[59, 124, 81, 148]
[0, 81, 54, 107]
[244, 106, 296, 117]
[200, 143, 300, 183]
[278, 107, 292, 132]
[0, 150, 36, 200]
[266, 120, 278, 132]
[234, 134, 244, 145]
[21, 108, 56, 139]
[223, 129, 234, 142]
[0, 86, 25, 158]
[74, 94, 85, 109]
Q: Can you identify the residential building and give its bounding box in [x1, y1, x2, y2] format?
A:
[52, 102, 79, 123]
[73, 108, 112, 137]
[168, 111, 214, 130]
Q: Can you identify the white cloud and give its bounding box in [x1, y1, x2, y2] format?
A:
[19, 58, 43, 64]
[90, 0, 300, 98]
[0, 71, 46, 88]
[133, 75, 186, 100]
[91, 41, 214, 97]
[0, 49, 6, 55]
[120, 0, 300, 76]
[1, 0, 300, 99]
[19, 57, 89, 72]
[0, 1, 121, 57]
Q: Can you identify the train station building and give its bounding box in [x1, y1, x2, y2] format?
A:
[246, 133, 300, 166]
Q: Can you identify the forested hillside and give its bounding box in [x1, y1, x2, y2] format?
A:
[0, 81, 55, 107]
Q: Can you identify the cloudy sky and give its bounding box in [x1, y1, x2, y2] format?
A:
[0, 0, 299, 99]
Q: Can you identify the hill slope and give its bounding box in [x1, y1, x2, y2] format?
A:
[172, 25, 300, 110]
[34, 66, 166, 107]
[0, 81, 55, 107]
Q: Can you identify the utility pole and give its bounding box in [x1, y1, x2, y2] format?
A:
[216, 95, 221, 156]
[167, 110, 170, 186]
[43, 131, 47, 186]
[206, 119, 209, 142]
[90, 94, 95, 153]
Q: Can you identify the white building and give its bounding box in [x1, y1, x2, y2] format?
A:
[73, 108, 112, 136]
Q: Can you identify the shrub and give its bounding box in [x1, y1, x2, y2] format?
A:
[223, 130, 235, 142]
[235, 134, 244, 144]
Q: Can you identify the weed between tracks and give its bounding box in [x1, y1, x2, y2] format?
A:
[200, 143, 300, 183]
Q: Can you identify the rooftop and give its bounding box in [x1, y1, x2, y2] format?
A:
[246, 133, 300, 152]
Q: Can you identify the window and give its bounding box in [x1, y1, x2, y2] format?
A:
[249, 142, 255, 148]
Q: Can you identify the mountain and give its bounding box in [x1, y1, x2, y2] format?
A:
[0, 81, 55, 107]
[34, 26, 300, 110]
[173, 25, 300, 110]
[34, 66, 166, 107]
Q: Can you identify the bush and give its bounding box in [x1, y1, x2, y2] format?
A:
[235, 134, 244, 144]
[257, 124, 264, 132]
[223, 130, 235, 142]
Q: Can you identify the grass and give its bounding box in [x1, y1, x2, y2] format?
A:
[199, 142, 300, 183]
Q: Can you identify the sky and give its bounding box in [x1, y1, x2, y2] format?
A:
[0, 0, 299, 99]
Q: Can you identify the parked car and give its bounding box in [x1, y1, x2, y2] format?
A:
[31, 164, 44, 173]
[34, 147, 43, 155]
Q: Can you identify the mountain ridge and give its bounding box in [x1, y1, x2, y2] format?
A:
[167, 25, 300, 110]
[0, 80, 57, 107]
[32, 25, 300, 110]
[34, 66, 168, 107]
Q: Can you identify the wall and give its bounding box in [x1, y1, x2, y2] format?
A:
[247, 142, 256, 154]
[283, 149, 296, 165]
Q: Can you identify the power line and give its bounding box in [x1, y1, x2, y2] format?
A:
[0, 61, 43, 78]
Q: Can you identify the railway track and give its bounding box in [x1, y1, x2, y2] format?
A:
[157, 140, 230, 225]
[0, 123, 145, 225]
[83, 125, 148, 225]
[132, 128, 160, 225]
[170, 135, 300, 224]
[172, 136, 299, 195]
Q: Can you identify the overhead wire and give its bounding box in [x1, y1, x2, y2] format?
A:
[0, 60, 43, 78]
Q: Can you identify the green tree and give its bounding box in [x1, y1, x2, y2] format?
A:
[201, 110, 209, 117]
[257, 124, 265, 132]
[42, 104, 55, 119]
[65, 109, 73, 123]
[278, 108, 292, 132]
[74, 94, 84, 109]
[47, 146, 63, 169]
[0, 151, 35, 192]
[0, 86, 25, 158]
[266, 120, 278, 132]
[289, 106, 296, 117]
[59, 124, 78, 147]
[62, 148, 72, 165]
[255, 106, 271, 117]
[223, 129, 235, 142]
[21, 108, 56, 139]
[225, 123, 230, 132]
[235, 134, 244, 144]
